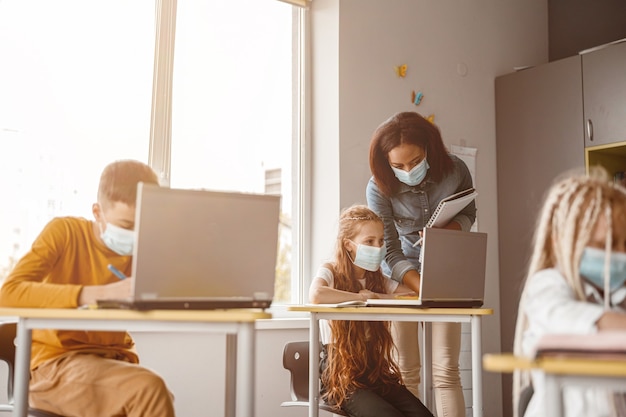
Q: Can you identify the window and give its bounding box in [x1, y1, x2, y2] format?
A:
[0, 0, 154, 277]
[0, 0, 307, 305]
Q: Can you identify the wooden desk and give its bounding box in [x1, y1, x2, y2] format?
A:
[289, 305, 493, 417]
[483, 353, 626, 416]
[0, 307, 271, 417]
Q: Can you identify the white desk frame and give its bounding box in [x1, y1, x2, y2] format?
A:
[541, 359, 626, 416]
[0, 308, 270, 417]
[289, 306, 493, 417]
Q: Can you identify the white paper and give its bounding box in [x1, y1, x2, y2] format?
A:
[450, 144, 478, 231]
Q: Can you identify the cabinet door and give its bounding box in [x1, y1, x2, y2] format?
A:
[495, 55, 584, 417]
[582, 41, 626, 147]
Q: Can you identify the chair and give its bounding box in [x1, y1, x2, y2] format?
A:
[0, 322, 66, 417]
[281, 341, 347, 416]
[518, 384, 534, 417]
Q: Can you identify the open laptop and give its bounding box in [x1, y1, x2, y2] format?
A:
[96, 183, 280, 310]
[367, 228, 487, 308]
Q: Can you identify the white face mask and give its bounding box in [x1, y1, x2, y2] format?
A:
[580, 246, 626, 293]
[391, 158, 429, 186]
[348, 241, 386, 272]
[100, 222, 135, 256]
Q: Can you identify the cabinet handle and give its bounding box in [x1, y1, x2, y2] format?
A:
[586, 119, 594, 141]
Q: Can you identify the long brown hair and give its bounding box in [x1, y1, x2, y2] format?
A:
[369, 111, 454, 197]
[322, 205, 403, 406]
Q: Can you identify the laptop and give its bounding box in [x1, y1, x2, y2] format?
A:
[96, 183, 280, 310]
[367, 228, 487, 308]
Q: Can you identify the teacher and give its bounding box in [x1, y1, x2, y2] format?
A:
[366, 111, 476, 417]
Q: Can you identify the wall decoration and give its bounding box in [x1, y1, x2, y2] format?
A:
[411, 91, 424, 105]
[394, 64, 407, 78]
[426, 114, 435, 124]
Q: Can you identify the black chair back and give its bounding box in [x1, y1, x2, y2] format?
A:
[281, 341, 347, 416]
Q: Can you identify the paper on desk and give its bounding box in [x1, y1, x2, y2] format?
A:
[534, 331, 626, 360]
[307, 301, 367, 308]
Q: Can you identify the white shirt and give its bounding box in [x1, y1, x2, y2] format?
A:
[522, 268, 622, 417]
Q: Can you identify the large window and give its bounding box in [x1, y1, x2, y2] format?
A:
[0, 0, 306, 305]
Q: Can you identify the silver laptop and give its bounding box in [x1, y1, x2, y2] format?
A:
[367, 228, 487, 308]
[97, 183, 280, 310]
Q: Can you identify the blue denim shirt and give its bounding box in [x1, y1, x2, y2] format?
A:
[366, 154, 476, 283]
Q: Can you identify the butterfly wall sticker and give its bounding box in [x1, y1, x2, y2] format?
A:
[411, 91, 424, 105]
[394, 64, 407, 78]
[426, 114, 435, 124]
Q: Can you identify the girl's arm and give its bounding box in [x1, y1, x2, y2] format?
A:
[596, 311, 626, 330]
[309, 277, 377, 304]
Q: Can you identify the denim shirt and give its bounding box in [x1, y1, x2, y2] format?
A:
[365, 154, 476, 283]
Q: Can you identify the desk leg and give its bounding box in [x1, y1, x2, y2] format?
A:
[225, 334, 236, 417]
[14, 319, 31, 417]
[236, 323, 255, 417]
[422, 322, 432, 409]
[309, 313, 320, 417]
[544, 375, 563, 416]
[470, 315, 483, 417]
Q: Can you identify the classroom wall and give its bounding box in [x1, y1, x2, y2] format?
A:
[132, 321, 314, 417]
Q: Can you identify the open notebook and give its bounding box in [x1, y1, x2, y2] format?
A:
[96, 183, 280, 310]
[367, 228, 487, 308]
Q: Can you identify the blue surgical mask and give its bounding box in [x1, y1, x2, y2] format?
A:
[579, 247, 626, 292]
[391, 158, 429, 186]
[348, 241, 386, 272]
[100, 223, 135, 256]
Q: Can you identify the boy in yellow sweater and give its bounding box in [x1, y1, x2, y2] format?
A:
[0, 159, 175, 417]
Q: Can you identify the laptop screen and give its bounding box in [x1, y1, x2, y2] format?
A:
[130, 183, 280, 302]
[419, 228, 487, 303]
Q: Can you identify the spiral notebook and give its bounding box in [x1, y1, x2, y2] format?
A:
[426, 188, 477, 228]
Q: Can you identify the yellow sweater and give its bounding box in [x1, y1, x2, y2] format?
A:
[0, 217, 138, 369]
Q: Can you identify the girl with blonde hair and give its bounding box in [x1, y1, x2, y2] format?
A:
[309, 204, 434, 417]
[513, 168, 626, 417]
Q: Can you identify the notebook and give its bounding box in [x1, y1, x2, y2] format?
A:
[367, 227, 487, 308]
[96, 183, 280, 310]
[426, 188, 477, 228]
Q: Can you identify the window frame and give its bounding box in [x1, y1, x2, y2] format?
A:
[149, 0, 310, 305]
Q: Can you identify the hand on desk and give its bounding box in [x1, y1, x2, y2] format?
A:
[358, 289, 378, 299]
[78, 277, 133, 306]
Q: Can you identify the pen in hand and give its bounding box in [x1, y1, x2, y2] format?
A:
[412, 228, 425, 247]
[107, 264, 127, 280]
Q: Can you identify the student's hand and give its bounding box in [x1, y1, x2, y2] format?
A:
[358, 289, 377, 300]
[78, 278, 133, 306]
[103, 277, 133, 299]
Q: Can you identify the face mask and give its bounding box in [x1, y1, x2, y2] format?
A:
[100, 223, 135, 256]
[348, 241, 386, 272]
[391, 158, 429, 186]
[579, 247, 626, 292]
